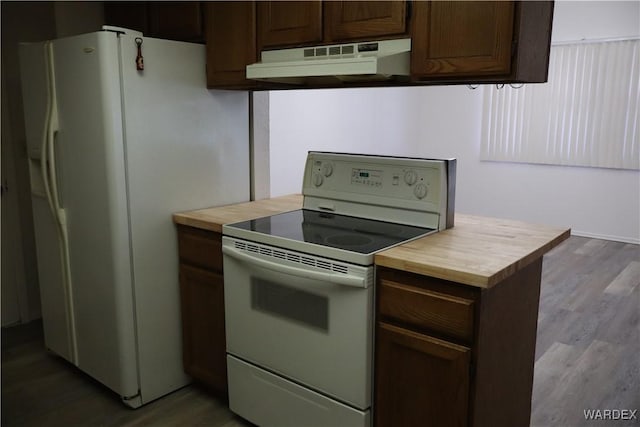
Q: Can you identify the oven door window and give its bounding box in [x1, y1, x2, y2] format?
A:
[251, 278, 328, 332]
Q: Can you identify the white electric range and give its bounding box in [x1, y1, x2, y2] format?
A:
[222, 152, 456, 427]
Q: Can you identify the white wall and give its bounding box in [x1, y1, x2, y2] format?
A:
[552, 1, 639, 41]
[268, 1, 640, 243]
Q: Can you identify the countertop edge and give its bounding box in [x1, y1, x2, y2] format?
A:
[173, 214, 223, 233]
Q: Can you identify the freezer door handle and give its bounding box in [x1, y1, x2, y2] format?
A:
[42, 40, 78, 363]
[222, 245, 367, 288]
[43, 42, 66, 227]
[40, 43, 56, 219]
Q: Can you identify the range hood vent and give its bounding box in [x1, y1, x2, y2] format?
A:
[246, 38, 411, 85]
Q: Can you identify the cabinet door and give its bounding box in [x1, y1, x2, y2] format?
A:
[179, 264, 227, 394]
[205, 1, 257, 89]
[148, 2, 204, 42]
[411, 1, 514, 79]
[104, 2, 149, 34]
[257, 1, 322, 49]
[324, 1, 407, 42]
[104, 2, 204, 42]
[375, 322, 470, 427]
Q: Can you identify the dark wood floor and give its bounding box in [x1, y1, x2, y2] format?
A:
[0, 319, 252, 427]
[2, 236, 638, 426]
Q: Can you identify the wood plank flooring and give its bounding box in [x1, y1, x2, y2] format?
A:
[531, 236, 639, 426]
[2, 236, 638, 426]
[1, 323, 252, 427]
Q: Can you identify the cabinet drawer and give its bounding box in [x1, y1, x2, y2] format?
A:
[378, 279, 474, 343]
[177, 225, 223, 271]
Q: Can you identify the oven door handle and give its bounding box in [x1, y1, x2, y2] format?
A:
[222, 246, 368, 288]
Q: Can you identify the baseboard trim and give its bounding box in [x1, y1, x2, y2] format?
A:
[571, 230, 640, 245]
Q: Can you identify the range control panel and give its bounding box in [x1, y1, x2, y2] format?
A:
[304, 153, 445, 203]
[302, 152, 455, 229]
[349, 167, 434, 199]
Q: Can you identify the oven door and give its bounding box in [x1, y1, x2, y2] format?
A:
[222, 237, 374, 410]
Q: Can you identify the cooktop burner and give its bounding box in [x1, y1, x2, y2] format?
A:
[225, 209, 433, 255]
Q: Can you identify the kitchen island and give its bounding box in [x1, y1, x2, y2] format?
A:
[173, 194, 570, 427]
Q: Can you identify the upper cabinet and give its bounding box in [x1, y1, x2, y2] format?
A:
[257, 1, 408, 50]
[324, 1, 408, 42]
[203, 0, 554, 89]
[411, 1, 514, 78]
[411, 1, 554, 83]
[104, 1, 205, 42]
[205, 1, 257, 89]
[258, 1, 323, 50]
[148, 2, 203, 42]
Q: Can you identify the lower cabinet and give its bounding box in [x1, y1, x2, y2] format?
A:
[375, 260, 543, 427]
[375, 322, 470, 427]
[176, 225, 227, 396]
[179, 264, 227, 394]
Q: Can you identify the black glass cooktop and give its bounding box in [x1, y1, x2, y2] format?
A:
[225, 209, 433, 255]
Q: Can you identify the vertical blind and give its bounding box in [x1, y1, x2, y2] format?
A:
[481, 38, 639, 170]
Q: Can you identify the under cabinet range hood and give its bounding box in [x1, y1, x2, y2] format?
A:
[246, 38, 411, 85]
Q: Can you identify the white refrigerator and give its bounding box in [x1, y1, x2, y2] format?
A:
[18, 26, 250, 408]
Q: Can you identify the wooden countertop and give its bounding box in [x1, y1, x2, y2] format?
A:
[173, 194, 570, 288]
[172, 194, 303, 233]
[375, 214, 570, 288]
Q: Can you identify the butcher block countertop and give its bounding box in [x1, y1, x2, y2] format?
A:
[172, 194, 303, 233]
[173, 194, 570, 289]
[375, 214, 570, 288]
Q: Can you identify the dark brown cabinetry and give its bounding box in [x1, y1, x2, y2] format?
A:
[411, 1, 553, 83]
[375, 322, 470, 427]
[104, 1, 204, 42]
[375, 268, 476, 427]
[104, 2, 148, 34]
[176, 225, 227, 396]
[204, 0, 553, 89]
[148, 2, 203, 42]
[257, 1, 408, 50]
[324, 1, 408, 42]
[205, 1, 257, 89]
[375, 259, 544, 427]
[257, 1, 323, 50]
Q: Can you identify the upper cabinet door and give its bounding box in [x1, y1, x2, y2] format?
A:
[104, 1, 204, 42]
[205, 1, 257, 89]
[411, 1, 514, 78]
[148, 2, 204, 42]
[324, 1, 408, 42]
[257, 1, 323, 50]
[104, 2, 149, 34]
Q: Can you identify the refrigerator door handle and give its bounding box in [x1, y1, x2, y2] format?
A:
[40, 42, 56, 219]
[44, 40, 78, 363]
[48, 126, 66, 226]
[46, 42, 65, 224]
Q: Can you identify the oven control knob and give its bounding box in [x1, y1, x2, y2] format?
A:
[404, 170, 418, 186]
[322, 163, 334, 177]
[313, 172, 324, 187]
[414, 183, 428, 199]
